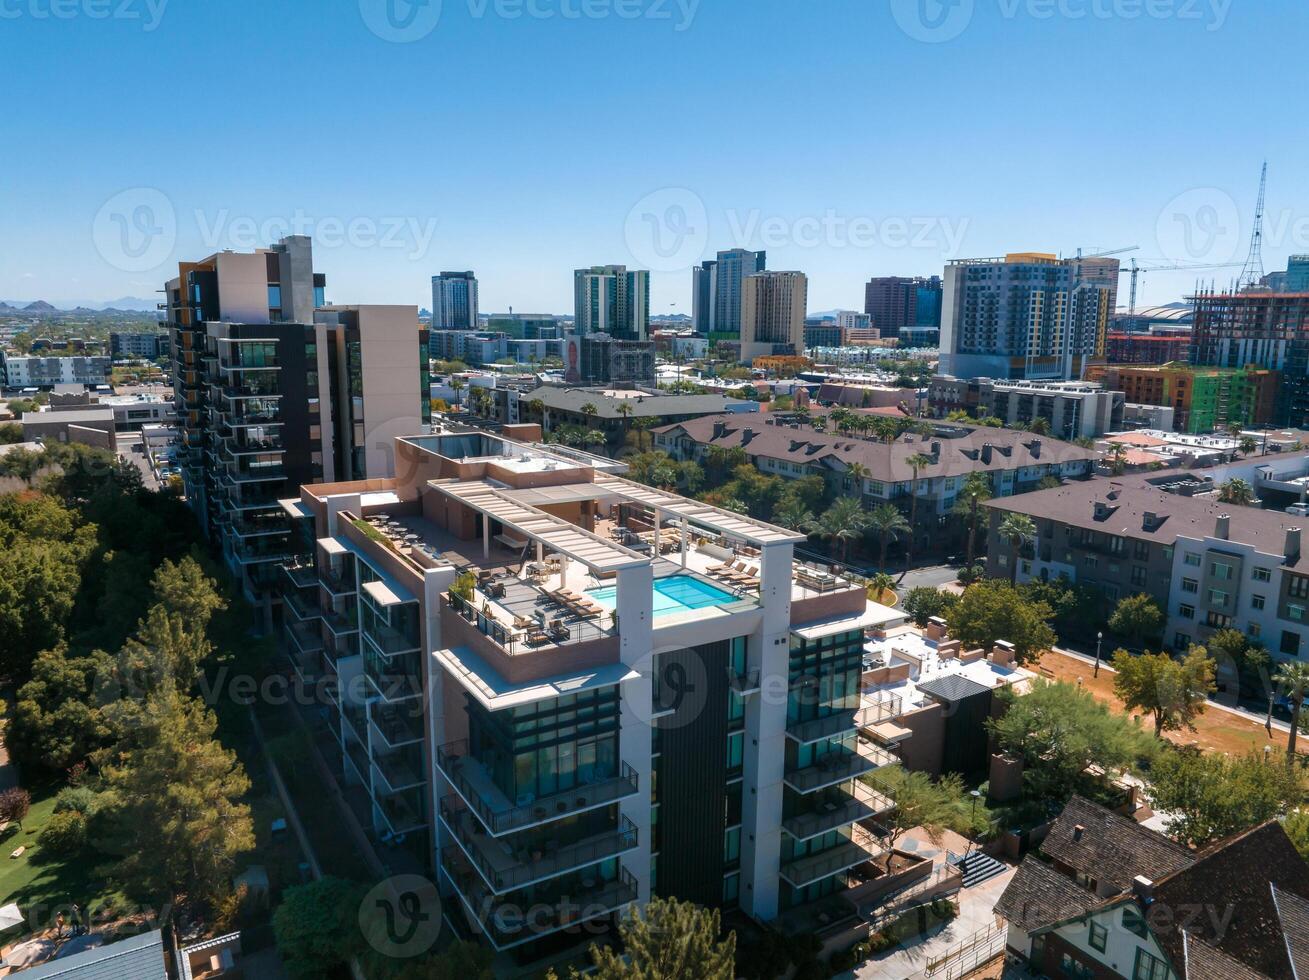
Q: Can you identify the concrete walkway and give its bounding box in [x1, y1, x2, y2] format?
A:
[853, 865, 1015, 980]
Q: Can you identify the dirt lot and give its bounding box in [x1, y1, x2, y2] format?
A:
[1037, 649, 1305, 758]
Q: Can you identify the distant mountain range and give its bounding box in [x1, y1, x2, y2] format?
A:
[0, 297, 158, 314]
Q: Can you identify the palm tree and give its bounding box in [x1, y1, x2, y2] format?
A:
[1027, 416, 1051, 437]
[865, 504, 911, 571]
[952, 471, 993, 567]
[1107, 443, 1129, 476]
[1274, 662, 1309, 764]
[806, 498, 866, 564]
[846, 462, 870, 498]
[450, 375, 466, 408]
[998, 513, 1037, 585]
[1239, 435, 1259, 457]
[868, 572, 896, 605]
[527, 397, 547, 433]
[1218, 478, 1256, 506]
[775, 498, 815, 532]
[617, 401, 634, 443]
[904, 452, 933, 571]
[581, 401, 599, 431]
[584, 429, 607, 453]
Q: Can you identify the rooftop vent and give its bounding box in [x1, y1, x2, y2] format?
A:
[1073, 825, 1085, 842]
[1215, 513, 1231, 540]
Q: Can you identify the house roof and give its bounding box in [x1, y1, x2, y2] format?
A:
[994, 855, 1105, 932]
[1151, 821, 1309, 980]
[15, 929, 166, 979]
[1183, 933, 1267, 980]
[915, 674, 992, 703]
[655, 415, 1096, 483]
[524, 386, 740, 419]
[1041, 796, 1194, 895]
[1272, 884, 1309, 980]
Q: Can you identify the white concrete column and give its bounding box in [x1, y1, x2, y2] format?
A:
[481, 513, 490, 561]
[680, 522, 688, 569]
[740, 540, 794, 921]
[616, 563, 654, 904]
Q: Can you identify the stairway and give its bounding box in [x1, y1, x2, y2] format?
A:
[952, 851, 1008, 888]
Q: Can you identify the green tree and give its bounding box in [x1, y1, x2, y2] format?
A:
[997, 513, 1036, 585]
[1106, 442, 1129, 475]
[945, 579, 1055, 665]
[952, 472, 993, 567]
[904, 452, 933, 570]
[865, 503, 911, 570]
[1107, 593, 1165, 650]
[0, 422, 23, 445]
[774, 498, 814, 533]
[8, 644, 117, 771]
[988, 680, 1156, 802]
[1284, 809, 1309, 862]
[1149, 749, 1305, 847]
[901, 586, 959, 628]
[806, 498, 865, 564]
[865, 766, 981, 851]
[102, 689, 254, 912]
[1111, 646, 1216, 737]
[1217, 478, 1256, 506]
[1027, 416, 1052, 436]
[1273, 661, 1309, 763]
[576, 896, 736, 980]
[1239, 435, 1259, 456]
[376, 941, 495, 980]
[273, 877, 366, 980]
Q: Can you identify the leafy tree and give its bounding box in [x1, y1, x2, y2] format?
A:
[865, 766, 980, 851]
[0, 423, 23, 445]
[0, 787, 31, 830]
[1106, 443, 1129, 475]
[573, 896, 736, 980]
[102, 689, 254, 913]
[1207, 627, 1269, 700]
[952, 472, 993, 568]
[1217, 478, 1256, 506]
[865, 504, 910, 570]
[1149, 749, 1305, 847]
[904, 452, 933, 569]
[774, 498, 814, 533]
[902, 586, 959, 628]
[988, 680, 1156, 802]
[273, 877, 366, 980]
[1111, 646, 1216, 737]
[375, 941, 495, 979]
[806, 498, 865, 563]
[1027, 416, 1052, 437]
[8, 645, 117, 771]
[945, 579, 1055, 665]
[1020, 578, 1102, 640]
[1274, 661, 1309, 763]
[1239, 435, 1259, 456]
[1284, 810, 1309, 862]
[997, 513, 1036, 585]
[1107, 594, 1165, 650]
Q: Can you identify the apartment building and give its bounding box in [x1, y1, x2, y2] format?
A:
[562, 333, 655, 387]
[863, 276, 942, 340]
[573, 265, 649, 342]
[656, 416, 1097, 558]
[997, 795, 1309, 980]
[693, 249, 767, 340]
[110, 330, 169, 360]
[985, 477, 1309, 659]
[929, 377, 1125, 439]
[0, 352, 111, 388]
[278, 425, 904, 969]
[431, 271, 480, 331]
[163, 236, 427, 617]
[1100, 361, 1278, 434]
[740, 271, 807, 363]
[939, 253, 1116, 381]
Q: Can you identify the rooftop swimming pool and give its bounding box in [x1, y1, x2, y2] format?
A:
[587, 574, 737, 617]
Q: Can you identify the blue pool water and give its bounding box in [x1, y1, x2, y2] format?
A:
[587, 574, 736, 617]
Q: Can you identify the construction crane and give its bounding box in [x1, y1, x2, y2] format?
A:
[1120, 258, 1243, 313]
[1238, 161, 1269, 291]
[1074, 246, 1140, 260]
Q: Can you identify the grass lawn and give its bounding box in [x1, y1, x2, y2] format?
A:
[0, 778, 125, 937]
[1039, 649, 1307, 758]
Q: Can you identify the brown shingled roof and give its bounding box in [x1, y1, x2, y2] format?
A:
[994, 854, 1106, 932]
[1042, 796, 1194, 894]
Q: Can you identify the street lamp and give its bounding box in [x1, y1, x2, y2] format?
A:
[1094, 631, 1104, 678]
[966, 789, 982, 859]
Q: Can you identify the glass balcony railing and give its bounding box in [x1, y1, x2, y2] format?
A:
[782, 781, 895, 841]
[370, 703, 423, 748]
[785, 711, 861, 746]
[783, 740, 897, 794]
[779, 828, 883, 889]
[436, 740, 639, 836]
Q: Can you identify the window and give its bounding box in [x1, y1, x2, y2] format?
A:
[1206, 612, 1233, 629]
[1133, 949, 1170, 980]
[1131, 566, 1148, 587]
[1123, 906, 1149, 939]
[1254, 567, 1272, 582]
[1283, 631, 1301, 656]
[1184, 552, 1201, 567]
[1292, 605, 1306, 622]
[1253, 594, 1266, 610]
[1210, 561, 1234, 580]
[1089, 921, 1107, 952]
[1249, 623, 1262, 638]
[1174, 633, 1191, 650]
[1134, 540, 1150, 561]
[1290, 576, 1309, 600]
[1062, 953, 1096, 980]
[1084, 555, 1099, 569]
[1181, 578, 1199, 594]
[1179, 604, 1195, 620]
[1208, 589, 1228, 606]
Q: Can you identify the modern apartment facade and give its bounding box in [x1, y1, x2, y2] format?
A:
[740, 271, 807, 363]
[692, 249, 768, 342]
[279, 426, 902, 970]
[985, 477, 1309, 661]
[110, 330, 169, 360]
[562, 332, 656, 387]
[431, 271, 480, 332]
[163, 236, 426, 617]
[0, 353, 111, 388]
[1190, 289, 1309, 427]
[1101, 361, 1279, 434]
[929, 377, 1125, 439]
[863, 276, 942, 340]
[939, 253, 1116, 381]
[573, 265, 650, 342]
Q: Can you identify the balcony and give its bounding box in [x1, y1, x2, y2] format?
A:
[782, 782, 895, 841]
[439, 796, 639, 894]
[320, 570, 356, 597]
[372, 748, 427, 794]
[283, 558, 318, 590]
[342, 700, 369, 742]
[783, 740, 898, 795]
[439, 848, 637, 951]
[370, 703, 423, 748]
[361, 623, 420, 656]
[375, 786, 427, 837]
[283, 589, 320, 623]
[436, 740, 639, 836]
[780, 827, 884, 889]
[786, 711, 859, 746]
[363, 654, 422, 703]
[324, 607, 359, 636]
[286, 619, 324, 658]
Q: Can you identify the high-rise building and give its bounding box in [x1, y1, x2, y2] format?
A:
[163, 236, 427, 620]
[573, 265, 650, 342]
[1100, 361, 1278, 434]
[1287, 256, 1309, 291]
[740, 271, 807, 362]
[692, 260, 715, 334]
[690, 249, 766, 340]
[939, 253, 1116, 381]
[1191, 289, 1309, 426]
[431, 271, 480, 331]
[863, 276, 942, 340]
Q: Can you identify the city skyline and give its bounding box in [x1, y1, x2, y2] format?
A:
[3, 1, 1307, 315]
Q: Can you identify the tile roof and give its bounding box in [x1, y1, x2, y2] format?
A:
[994, 855, 1105, 932]
[1272, 884, 1309, 980]
[1041, 796, 1194, 895]
[655, 415, 1096, 483]
[14, 930, 166, 979]
[524, 386, 740, 419]
[1183, 933, 1267, 980]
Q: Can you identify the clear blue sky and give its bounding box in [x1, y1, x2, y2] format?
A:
[3, 0, 1305, 314]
